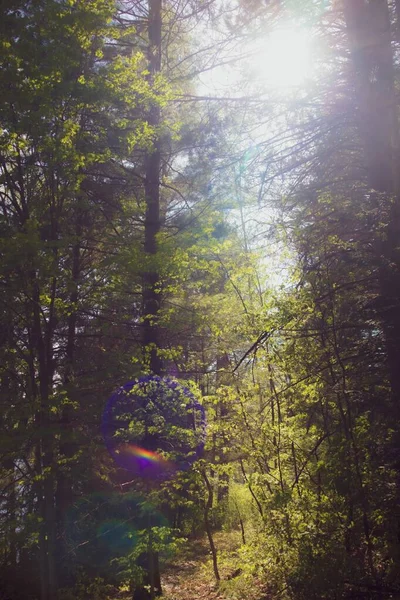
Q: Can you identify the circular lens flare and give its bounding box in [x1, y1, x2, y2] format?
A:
[115, 443, 175, 474]
[103, 376, 206, 480]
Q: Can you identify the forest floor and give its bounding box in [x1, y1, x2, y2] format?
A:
[161, 531, 267, 600]
[162, 534, 223, 600]
[113, 531, 268, 600]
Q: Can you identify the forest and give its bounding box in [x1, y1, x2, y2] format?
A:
[1, 1, 400, 599]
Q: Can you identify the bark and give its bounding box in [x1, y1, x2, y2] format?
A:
[342, 0, 400, 387]
[342, 0, 398, 192]
[239, 459, 264, 519]
[55, 215, 82, 585]
[396, 0, 400, 38]
[202, 471, 220, 582]
[31, 274, 57, 600]
[4, 459, 17, 570]
[342, 0, 400, 503]
[142, 0, 162, 377]
[135, 2, 163, 598]
[216, 353, 229, 502]
[233, 499, 246, 545]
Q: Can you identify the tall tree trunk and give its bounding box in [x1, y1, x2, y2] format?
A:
[216, 353, 229, 503]
[135, 2, 163, 598]
[202, 470, 220, 582]
[142, 0, 162, 377]
[342, 0, 400, 552]
[342, 0, 400, 397]
[33, 307, 57, 600]
[5, 459, 17, 571]
[55, 215, 82, 586]
[31, 261, 57, 600]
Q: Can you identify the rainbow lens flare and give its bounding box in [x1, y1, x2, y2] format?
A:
[103, 376, 206, 479]
[115, 443, 175, 473]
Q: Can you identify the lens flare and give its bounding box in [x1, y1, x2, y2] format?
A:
[115, 443, 175, 472]
[103, 376, 206, 480]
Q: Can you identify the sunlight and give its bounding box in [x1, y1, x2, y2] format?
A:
[249, 27, 313, 89]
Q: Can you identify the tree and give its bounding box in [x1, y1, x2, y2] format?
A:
[0, 2, 158, 597]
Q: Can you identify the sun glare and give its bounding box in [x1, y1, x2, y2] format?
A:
[197, 23, 316, 97]
[249, 27, 313, 89]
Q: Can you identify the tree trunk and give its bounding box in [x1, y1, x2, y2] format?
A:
[342, 0, 400, 401]
[142, 0, 162, 377]
[202, 471, 220, 582]
[135, 2, 163, 598]
[32, 277, 57, 600]
[216, 353, 229, 503]
[342, 0, 400, 554]
[55, 216, 82, 586]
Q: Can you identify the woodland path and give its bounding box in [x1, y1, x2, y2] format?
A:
[114, 532, 267, 600]
[162, 536, 222, 600]
[161, 532, 268, 600]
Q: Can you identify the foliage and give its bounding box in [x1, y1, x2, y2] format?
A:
[2, 1, 400, 599]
